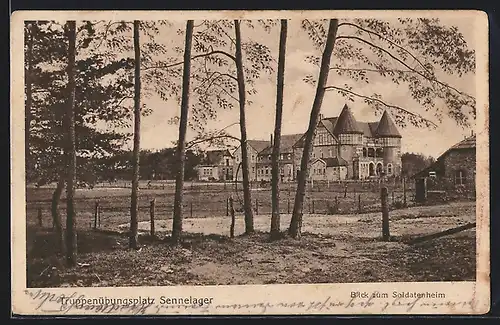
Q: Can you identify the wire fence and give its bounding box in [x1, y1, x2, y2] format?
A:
[27, 183, 416, 232]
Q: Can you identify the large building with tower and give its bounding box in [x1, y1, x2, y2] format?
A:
[225, 104, 403, 182]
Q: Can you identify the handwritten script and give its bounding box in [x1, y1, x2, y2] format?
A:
[22, 289, 478, 315]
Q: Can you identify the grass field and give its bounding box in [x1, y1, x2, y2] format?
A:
[24, 183, 476, 287]
[26, 181, 415, 231]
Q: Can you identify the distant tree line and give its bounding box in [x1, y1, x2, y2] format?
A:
[27, 148, 206, 185]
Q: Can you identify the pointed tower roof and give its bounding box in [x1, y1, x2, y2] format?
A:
[375, 111, 402, 138]
[332, 104, 363, 134]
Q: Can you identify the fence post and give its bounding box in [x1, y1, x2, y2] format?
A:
[287, 199, 290, 214]
[344, 185, 347, 198]
[229, 196, 236, 238]
[94, 201, 99, 229]
[358, 194, 362, 213]
[98, 202, 101, 228]
[190, 201, 193, 218]
[226, 197, 229, 216]
[312, 200, 315, 214]
[335, 196, 339, 213]
[150, 198, 155, 237]
[255, 198, 259, 215]
[38, 207, 42, 227]
[403, 177, 407, 207]
[392, 191, 395, 206]
[381, 187, 390, 241]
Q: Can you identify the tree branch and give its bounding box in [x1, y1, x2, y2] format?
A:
[186, 134, 240, 150]
[323, 85, 438, 128]
[336, 35, 475, 100]
[215, 84, 239, 103]
[93, 21, 133, 50]
[193, 71, 237, 93]
[303, 19, 325, 51]
[337, 22, 433, 77]
[214, 20, 237, 47]
[330, 66, 416, 74]
[193, 21, 208, 28]
[142, 50, 237, 71]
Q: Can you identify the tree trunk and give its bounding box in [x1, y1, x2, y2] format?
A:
[270, 19, 288, 239]
[51, 177, 66, 255]
[25, 23, 33, 177]
[172, 20, 194, 245]
[288, 19, 339, 239]
[129, 20, 142, 249]
[64, 20, 78, 266]
[234, 20, 254, 235]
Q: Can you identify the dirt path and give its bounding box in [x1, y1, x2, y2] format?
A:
[117, 201, 475, 239]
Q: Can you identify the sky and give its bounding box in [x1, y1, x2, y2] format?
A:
[124, 16, 479, 159]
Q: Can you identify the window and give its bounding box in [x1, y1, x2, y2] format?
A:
[312, 152, 316, 158]
[362, 148, 367, 158]
[455, 170, 466, 185]
[387, 163, 393, 175]
[320, 150, 324, 158]
[251, 155, 255, 161]
[323, 168, 326, 175]
[328, 149, 333, 157]
[265, 168, 269, 175]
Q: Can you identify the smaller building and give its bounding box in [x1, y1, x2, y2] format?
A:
[197, 149, 234, 181]
[413, 134, 476, 201]
[310, 157, 348, 181]
[256, 134, 302, 182]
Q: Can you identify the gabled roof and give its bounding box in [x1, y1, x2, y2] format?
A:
[411, 135, 476, 179]
[205, 149, 232, 165]
[375, 111, 402, 138]
[247, 140, 270, 154]
[434, 134, 476, 162]
[449, 134, 476, 150]
[281, 134, 303, 153]
[332, 104, 363, 134]
[259, 134, 303, 155]
[324, 157, 348, 167]
[312, 157, 348, 167]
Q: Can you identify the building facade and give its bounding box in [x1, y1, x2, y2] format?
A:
[232, 140, 270, 181]
[291, 104, 403, 181]
[197, 149, 234, 181]
[413, 134, 476, 193]
[210, 104, 402, 182]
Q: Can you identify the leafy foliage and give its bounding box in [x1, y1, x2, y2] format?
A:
[401, 152, 436, 178]
[165, 20, 276, 141]
[300, 18, 476, 129]
[25, 20, 179, 185]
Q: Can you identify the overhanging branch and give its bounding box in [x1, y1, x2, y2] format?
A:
[186, 134, 241, 150]
[337, 22, 432, 77]
[142, 50, 237, 71]
[336, 35, 475, 101]
[323, 85, 438, 128]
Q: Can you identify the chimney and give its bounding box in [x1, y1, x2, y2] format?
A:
[270, 134, 273, 146]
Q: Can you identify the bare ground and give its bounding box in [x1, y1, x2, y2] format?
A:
[26, 201, 476, 287]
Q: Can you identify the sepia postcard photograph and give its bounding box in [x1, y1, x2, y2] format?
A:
[10, 10, 490, 316]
